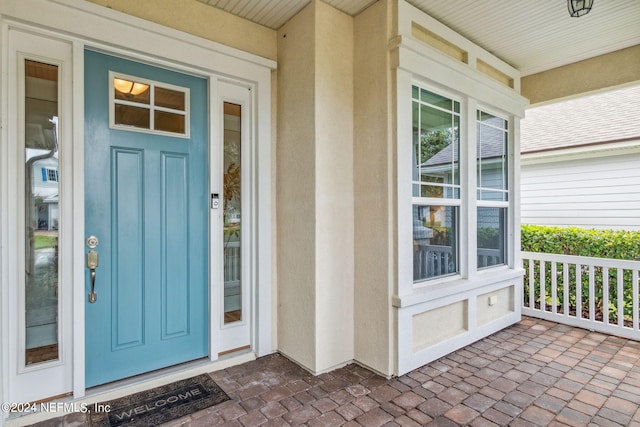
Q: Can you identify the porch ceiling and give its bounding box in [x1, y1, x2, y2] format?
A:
[198, 0, 640, 76]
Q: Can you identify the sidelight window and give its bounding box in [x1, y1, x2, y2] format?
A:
[223, 102, 243, 324]
[24, 60, 60, 365]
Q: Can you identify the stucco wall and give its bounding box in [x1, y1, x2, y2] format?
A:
[85, 0, 276, 61]
[353, 0, 395, 376]
[276, 2, 317, 370]
[314, 1, 355, 372]
[277, 0, 356, 375]
[477, 286, 514, 326]
[522, 45, 640, 105]
[412, 301, 467, 352]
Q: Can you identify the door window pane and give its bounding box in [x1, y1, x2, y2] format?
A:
[155, 86, 185, 110]
[154, 111, 185, 134]
[24, 60, 59, 365]
[113, 78, 150, 103]
[114, 104, 150, 128]
[111, 74, 189, 136]
[223, 102, 242, 324]
[413, 204, 458, 281]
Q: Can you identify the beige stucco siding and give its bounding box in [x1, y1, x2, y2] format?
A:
[86, 0, 277, 61]
[353, 0, 395, 376]
[276, 0, 356, 374]
[522, 44, 640, 105]
[314, 1, 355, 372]
[276, 2, 317, 370]
[412, 302, 467, 352]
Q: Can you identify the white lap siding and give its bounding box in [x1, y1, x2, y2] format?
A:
[521, 151, 640, 231]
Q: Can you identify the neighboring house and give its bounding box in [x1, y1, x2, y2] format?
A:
[0, 0, 638, 421]
[521, 84, 640, 231]
[31, 156, 59, 231]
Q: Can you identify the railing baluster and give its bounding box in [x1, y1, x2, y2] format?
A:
[589, 265, 595, 322]
[444, 252, 449, 275]
[540, 261, 546, 312]
[563, 262, 569, 317]
[528, 259, 535, 309]
[633, 269, 639, 332]
[617, 268, 624, 327]
[603, 266, 609, 325]
[576, 264, 582, 320]
[551, 261, 558, 314]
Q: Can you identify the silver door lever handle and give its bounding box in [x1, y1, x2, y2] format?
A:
[87, 249, 99, 303]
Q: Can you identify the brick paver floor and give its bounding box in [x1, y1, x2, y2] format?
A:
[25, 317, 640, 426]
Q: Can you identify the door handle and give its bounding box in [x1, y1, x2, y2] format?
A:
[87, 250, 99, 303]
[86, 235, 99, 303]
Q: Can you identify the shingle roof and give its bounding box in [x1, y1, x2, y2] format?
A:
[520, 84, 640, 154]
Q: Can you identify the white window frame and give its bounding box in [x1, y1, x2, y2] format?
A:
[43, 167, 59, 182]
[476, 107, 510, 270]
[411, 84, 463, 284]
[394, 0, 527, 376]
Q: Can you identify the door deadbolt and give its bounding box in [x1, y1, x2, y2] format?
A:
[86, 235, 99, 249]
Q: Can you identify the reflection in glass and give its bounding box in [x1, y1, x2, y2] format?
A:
[24, 60, 60, 364]
[223, 103, 242, 324]
[112, 76, 188, 136]
[114, 104, 150, 129]
[412, 86, 460, 199]
[477, 207, 506, 268]
[413, 204, 458, 281]
[477, 111, 508, 202]
[154, 111, 185, 134]
[155, 86, 185, 110]
[477, 110, 508, 270]
[113, 78, 150, 103]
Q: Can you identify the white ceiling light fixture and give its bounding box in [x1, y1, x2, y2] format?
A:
[568, 0, 594, 17]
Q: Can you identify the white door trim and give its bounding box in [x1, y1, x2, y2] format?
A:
[0, 0, 273, 409]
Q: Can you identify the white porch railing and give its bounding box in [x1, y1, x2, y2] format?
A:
[522, 251, 640, 340]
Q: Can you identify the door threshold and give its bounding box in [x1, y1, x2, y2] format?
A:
[3, 352, 256, 427]
[218, 344, 251, 357]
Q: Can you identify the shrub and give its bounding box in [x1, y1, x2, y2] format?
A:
[521, 225, 640, 261]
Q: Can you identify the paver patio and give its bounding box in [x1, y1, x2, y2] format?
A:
[25, 317, 640, 426]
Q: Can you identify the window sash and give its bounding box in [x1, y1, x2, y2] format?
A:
[412, 86, 461, 200]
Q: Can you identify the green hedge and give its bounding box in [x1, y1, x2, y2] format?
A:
[521, 225, 640, 261]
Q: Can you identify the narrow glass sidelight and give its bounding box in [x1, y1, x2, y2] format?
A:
[223, 102, 242, 324]
[24, 60, 60, 365]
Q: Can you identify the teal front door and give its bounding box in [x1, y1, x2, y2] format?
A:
[84, 50, 209, 387]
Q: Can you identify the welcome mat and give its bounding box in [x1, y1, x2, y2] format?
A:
[87, 374, 230, 426]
